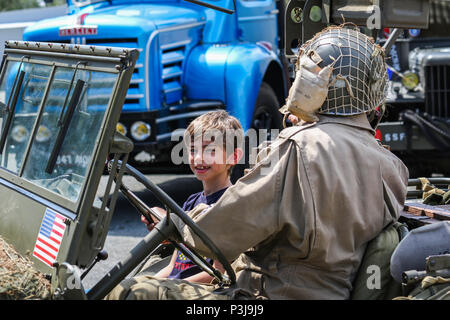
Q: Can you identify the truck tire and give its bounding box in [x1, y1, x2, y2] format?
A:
[231, 82, 283, 183]
[251, 81, 283, 133]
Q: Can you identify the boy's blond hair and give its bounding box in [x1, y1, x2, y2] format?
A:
[184, 110, 243, 175]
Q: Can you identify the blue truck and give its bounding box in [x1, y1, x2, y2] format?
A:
[22, 0, 288, 167]
[20, 0, 448, 176]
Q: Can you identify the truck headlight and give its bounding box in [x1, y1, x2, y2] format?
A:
[11, 125, 29, 143]
[116, 122, 127, 136]
[131, 121, 151, 141]
[36, 125, 51, 143]
[402, 72, 419, 90]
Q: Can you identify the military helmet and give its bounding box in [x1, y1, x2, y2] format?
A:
[299, 26, 389, 116]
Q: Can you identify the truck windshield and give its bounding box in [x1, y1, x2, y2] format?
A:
[0, 59, 117, 203]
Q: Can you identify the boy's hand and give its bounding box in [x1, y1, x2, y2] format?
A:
[140, 214, 155, 231]
[141, 207, 167, 231]
[213, 260, 226, 273]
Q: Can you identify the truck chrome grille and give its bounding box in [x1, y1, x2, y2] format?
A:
[84, 38, 144, 108]
[160, 41, 189, 105]
[27, 37, 144, 110]
[424, 64, 450, 119]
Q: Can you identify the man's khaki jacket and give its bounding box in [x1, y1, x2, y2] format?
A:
[174, 114, 409, 299]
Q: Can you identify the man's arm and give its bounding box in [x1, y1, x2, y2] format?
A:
[173, 140, 296, 261]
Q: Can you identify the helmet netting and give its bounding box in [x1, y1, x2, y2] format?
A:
[298, 26, 389, 116]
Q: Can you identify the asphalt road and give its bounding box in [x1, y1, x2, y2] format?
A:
[82, 173, 203, 291]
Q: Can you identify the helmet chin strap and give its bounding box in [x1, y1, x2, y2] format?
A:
[367, 105, 386, 130]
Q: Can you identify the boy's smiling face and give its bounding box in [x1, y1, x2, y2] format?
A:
[188, 138, 231, 184]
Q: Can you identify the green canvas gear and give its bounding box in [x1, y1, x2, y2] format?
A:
[351, 222, 406, 300]
[419, 177, 450, 205]
[104, 275, 230, 300]
[394, 276, 450, 300]
[394, 255, 450, 300]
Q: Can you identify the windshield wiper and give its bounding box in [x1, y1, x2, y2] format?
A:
[46, 79, 85, 174]
[0, 70, 26, 154]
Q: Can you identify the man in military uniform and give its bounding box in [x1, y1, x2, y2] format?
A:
[106, 26, 409, 300]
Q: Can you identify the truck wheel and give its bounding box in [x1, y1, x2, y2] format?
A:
[251, 81, 283, 134]
[231, 82, 283, 183]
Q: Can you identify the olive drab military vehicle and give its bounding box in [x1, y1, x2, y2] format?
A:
[0, 40, 141, 298]
[0, 0, 449, 300]
[0, 40, 236, 300]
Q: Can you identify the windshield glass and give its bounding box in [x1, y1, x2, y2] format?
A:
[0, 60, 117, 203]
[0, 62, 51, 174]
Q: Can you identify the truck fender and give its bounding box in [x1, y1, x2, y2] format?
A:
[184, 43, 285, 131]
[225, 43, 285, 131]
[184, 44, 232, 103]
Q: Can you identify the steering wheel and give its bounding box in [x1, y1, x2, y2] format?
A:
[109, 160, 236, 287]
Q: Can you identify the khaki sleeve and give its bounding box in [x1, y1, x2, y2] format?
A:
[172, 140, 296, 261]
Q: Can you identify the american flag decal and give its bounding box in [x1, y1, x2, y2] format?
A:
[33, 208, 67, 267]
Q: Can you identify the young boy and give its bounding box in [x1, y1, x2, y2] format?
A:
[141, 110, 243, 284]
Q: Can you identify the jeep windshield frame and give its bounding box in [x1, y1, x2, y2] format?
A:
[0, 41, 137, 279]
[0, 42, 137, 215]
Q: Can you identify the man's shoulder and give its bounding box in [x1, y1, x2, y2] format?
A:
[280, 116, 375, 143]
[278, 122, 333, 145]
[278, 123, 316, 140]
